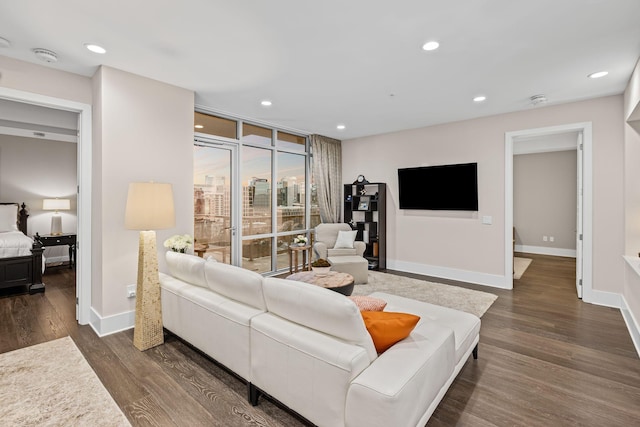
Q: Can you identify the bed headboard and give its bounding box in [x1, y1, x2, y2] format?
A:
[0, 202, 28, 235]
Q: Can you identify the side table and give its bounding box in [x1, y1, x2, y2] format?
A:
[288, 244, 311, 274]
[34, 232, 76, 269]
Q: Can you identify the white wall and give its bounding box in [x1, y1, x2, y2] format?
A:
[92, 66, 194, 318]
[0, 55, 92, 104]
[343, 95, 624, 294]
[514, 150, 577, 254]
[623, 58, 640, 354]
[0, 134, 77, 261]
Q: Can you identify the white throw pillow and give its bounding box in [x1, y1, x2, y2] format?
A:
[0, 204, 19, 233]
[334, 230, 357, 249]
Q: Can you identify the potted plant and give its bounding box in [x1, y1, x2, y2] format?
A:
[292, 234, 308, 246]
[311, 258, 331, 275]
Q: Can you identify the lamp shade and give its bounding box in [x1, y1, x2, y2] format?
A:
[125, 182, 175, 230]
[43, 198, 71, 211]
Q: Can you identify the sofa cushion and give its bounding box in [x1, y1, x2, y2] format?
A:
[370, 292, 481, 364]
[263, 277, 377, 362]
[165, 251, 207, 288]
[345, 321, 456, 427]
[348, 295, 387, 311]
[204, 260, 266, 310]
[361, 311, 420, 353]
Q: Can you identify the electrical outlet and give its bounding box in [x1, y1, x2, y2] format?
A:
[127, 284, 136, 298]
[543, 236, 548, 242]
[550, 236, 555, 242]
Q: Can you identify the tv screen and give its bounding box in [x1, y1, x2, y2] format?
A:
[398, 163, 478, 211]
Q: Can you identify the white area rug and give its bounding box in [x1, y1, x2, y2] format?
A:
[514, 257, 533, 279]
[0, 336, 130, 427]
[352, 270, 498, 318]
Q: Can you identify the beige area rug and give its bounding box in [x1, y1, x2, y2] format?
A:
[0, 336, 130, 427]
[352, 271, 498, 318]
[514, 257, 533, 280]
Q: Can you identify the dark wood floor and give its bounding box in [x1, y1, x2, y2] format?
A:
[1, 254, 639, 426]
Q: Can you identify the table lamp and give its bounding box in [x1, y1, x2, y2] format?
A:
[125, 182, 175, 351]
[43, 198, 71, 235]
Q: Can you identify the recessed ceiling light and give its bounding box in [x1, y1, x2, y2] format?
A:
[336, 124, 346, 130]
[194, 124, 204, 129]
[422, 41, 440, 51]
[261, 100, 272, 107]
[85, 43, 106, 54]
[588, 71, 608, 79]
[473, 95, 486, 103]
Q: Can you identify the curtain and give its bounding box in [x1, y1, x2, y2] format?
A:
[311, 134, 342, 223]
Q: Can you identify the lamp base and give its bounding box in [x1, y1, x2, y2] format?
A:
[50, 214, 62, 236]
[133, 230, 164, 351]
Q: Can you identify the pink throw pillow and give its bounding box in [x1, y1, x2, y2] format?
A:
[348, 295, 387, 312]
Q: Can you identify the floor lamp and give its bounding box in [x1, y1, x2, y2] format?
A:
[125, 182, 175, 351]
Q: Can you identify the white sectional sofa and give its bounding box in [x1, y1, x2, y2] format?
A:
[159, 252, 481, 427]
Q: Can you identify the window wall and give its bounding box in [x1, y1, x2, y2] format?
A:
[194, 111, 319, 274]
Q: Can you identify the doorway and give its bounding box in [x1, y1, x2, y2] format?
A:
[193, 140, 238, 265]
[505, 122, 593, 301]
[0, 87, 92, 324]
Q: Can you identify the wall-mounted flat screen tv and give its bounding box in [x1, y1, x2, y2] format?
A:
[398, 162, 478, 211]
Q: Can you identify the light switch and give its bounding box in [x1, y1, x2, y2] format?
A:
[482, 216, 492, 225]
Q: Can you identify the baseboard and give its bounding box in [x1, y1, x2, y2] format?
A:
[44, 255, 69, 264]
[90, 308, 135, 337]
[583, 289, 621, 308]
[515, 244, 576, 258]
[621, 295, 640, 358]
[387, 259, 510, 289]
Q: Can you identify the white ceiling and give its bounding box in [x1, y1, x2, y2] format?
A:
[0, 0, 639, 140]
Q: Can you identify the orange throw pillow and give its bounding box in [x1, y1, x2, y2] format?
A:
[361, 311, 420, 353]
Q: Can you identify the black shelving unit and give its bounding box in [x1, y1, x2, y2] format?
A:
[343, 183, 386, 270]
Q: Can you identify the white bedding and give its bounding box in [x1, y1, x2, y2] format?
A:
[0, 231, 35, 258]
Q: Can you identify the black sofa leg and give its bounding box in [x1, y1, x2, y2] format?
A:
[473, 344, 478, 360]
[248, 383, 261, 406]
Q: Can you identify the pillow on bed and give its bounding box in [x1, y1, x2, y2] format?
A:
[0, 204, 19, 232]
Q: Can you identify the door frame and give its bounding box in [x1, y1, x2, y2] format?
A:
[0, 87, 92, 324]
[505, 122, 593, 301]
[194, 136, 240, 265]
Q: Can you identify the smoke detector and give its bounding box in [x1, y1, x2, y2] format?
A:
[32, 48, 58, 63]
[530, 94, 547, 106]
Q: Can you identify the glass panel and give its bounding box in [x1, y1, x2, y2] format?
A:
[243, 123, 272, 146]
[194, 145, 232, 264]
[242, 146, 272, 235]
[194, 112, 237, 139]
[277, 131, 306, 152]
[277, 152, 305, 233]
[242, 237, 272, 273]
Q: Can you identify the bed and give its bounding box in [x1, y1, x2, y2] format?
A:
[0, 203, 44, 294]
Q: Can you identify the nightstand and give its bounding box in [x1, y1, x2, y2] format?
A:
[34, 232, 76, 269]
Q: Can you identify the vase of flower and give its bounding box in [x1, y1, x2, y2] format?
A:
[292, 234, 308, 247]
[163, 234, 193, 253]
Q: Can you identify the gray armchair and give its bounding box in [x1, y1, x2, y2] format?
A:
[313, 223, 366, 261]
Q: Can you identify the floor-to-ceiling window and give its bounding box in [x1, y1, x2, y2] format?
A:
[193, 111, 319, 274]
